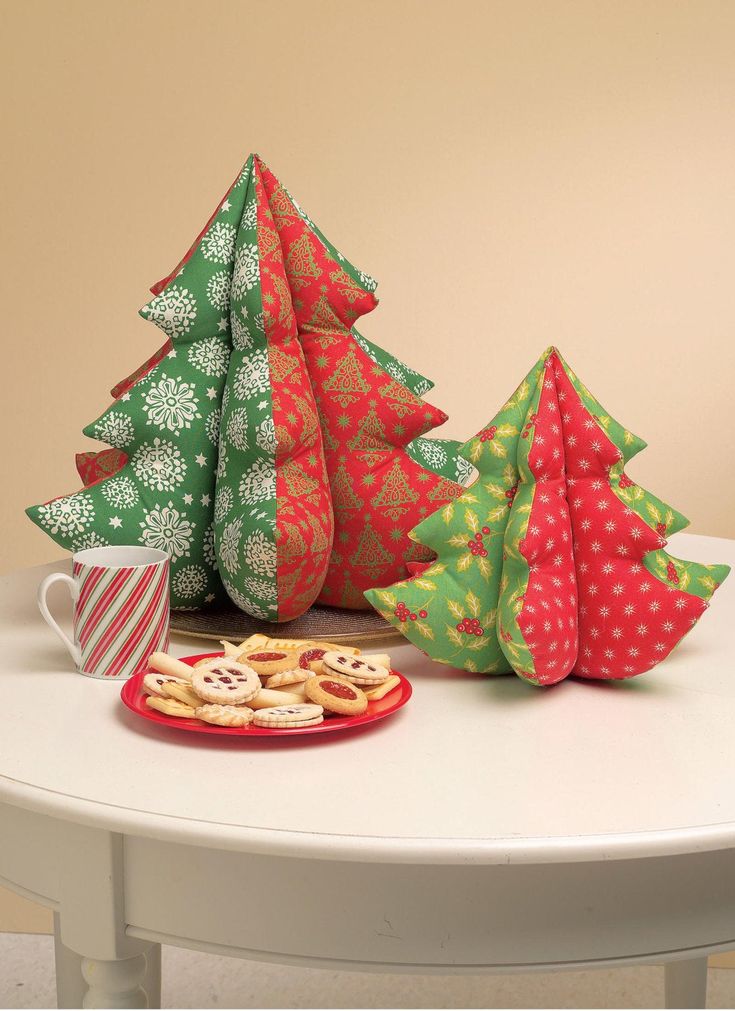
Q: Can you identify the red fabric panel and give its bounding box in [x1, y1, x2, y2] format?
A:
[253, 163, 333, 620]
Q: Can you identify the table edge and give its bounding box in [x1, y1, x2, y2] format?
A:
[3, 775, 735, 865]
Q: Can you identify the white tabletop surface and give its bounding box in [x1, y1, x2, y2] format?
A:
[1, 532, 734, 865]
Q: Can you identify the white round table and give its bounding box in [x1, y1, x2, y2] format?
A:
[1, 532, 734, 1009]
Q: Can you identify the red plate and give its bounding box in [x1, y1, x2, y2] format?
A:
[120, 652, 412, 737]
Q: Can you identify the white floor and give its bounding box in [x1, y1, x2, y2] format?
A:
[3, 933, 735, 1008]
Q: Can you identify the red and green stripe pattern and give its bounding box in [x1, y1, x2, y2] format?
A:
[72, 559, 169, 678]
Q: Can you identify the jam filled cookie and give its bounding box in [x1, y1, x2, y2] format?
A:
[297, 648, 329, 671]
[321, 651, 390, 685]
[191, 661, 260, 704]
[237, 650, 300, 678]
[195, 704, 254, 728]
[304, 674, 368, 716]
[252, 704, 324, 728]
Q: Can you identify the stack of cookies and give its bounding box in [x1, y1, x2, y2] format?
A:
[143, 635, 399, 730]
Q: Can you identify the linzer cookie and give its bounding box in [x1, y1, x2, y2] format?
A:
[191, 661, 260, 704]
[252, 703, 324, 728]
[321, 651, 390, 685]
[304, 674, 368, 716]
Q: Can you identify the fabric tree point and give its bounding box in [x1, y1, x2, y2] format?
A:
[365, 347, 730, 684]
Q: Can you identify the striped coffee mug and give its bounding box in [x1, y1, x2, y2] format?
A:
[38, 546, 170, 679]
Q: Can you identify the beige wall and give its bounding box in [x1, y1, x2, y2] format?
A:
[2, 0, 734, 574]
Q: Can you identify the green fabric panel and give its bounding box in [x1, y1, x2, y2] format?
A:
[612, 472, 689, 536]
[642, 550, 731, 601]
[27, 162, 251, 609]
[496, 372, 544, 680]
[212, 163, 281, 620]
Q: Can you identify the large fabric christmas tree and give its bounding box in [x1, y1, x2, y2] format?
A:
[26, 162, 252, 609]
[366, 348, 729, 683]
[28, 152, 468, 618]
[256, 158, 463, 608]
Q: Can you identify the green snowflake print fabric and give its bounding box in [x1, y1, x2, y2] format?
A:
[27, 162, 252, 609]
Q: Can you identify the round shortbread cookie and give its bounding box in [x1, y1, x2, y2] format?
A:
[191, 661, 260, 704]
[143, 673, 187, 697]
[304, 675, 367, 717]
[236, 650, 299, 677]
[145, 695, 197, 719]
[321, 651, 390, 685]
[265, 668, 312, 689]
[195, 704, 254, 728]
[252, 703, 324, 728]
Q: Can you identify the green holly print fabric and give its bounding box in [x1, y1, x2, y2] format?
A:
[366, 347, 729, 683]
[366, 357, 546, 672]
[27, 162, 251, 609]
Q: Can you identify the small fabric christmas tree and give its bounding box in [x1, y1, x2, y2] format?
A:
[27, 162, 251, 608]
[366, 348, 729, 683]
[256, 158, 463, 608]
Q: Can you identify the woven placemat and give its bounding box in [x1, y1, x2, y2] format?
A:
[170, 602, 403, 649]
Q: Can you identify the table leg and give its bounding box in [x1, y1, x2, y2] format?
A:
[54, 826, 161, 1007]
[142, 944, 161, 1009]
[54, 911, 86, 1009]
[665, 957, 708, 1009]
[80, 952, 149, 1008]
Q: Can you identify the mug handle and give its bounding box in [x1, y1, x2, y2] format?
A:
[38, 573, 81, 666]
